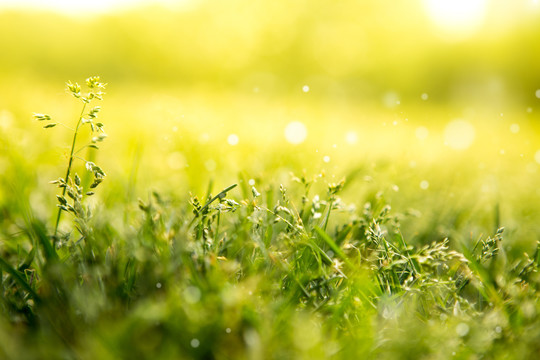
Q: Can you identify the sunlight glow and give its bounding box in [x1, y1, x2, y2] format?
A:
[415, 126, 429, 141]
[444, 120, 475, 150]
[227, 134, 239, 146]
[345, 131, 358, 144]
[284, 121, 307, 145]
[424, 0, 487, 39]
[0, 0, 192, 14]
[535, 150, 540, 165]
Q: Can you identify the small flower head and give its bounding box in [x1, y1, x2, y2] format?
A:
[66, 81, 81, 98]
[86, 76, 107, 89]
[33, 113, 51, 121]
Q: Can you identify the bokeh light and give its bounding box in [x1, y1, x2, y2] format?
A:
[284, 121, 308, 145]
[444, 120, 476, 150]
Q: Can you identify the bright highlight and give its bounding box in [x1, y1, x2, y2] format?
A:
[424, 0, 486, 39]
[284, 121, 307, 145]
[444, 120, 475, 150]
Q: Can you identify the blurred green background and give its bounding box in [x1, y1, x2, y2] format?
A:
[1, 0, 540, 250]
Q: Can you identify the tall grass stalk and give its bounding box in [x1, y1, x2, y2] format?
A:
[34, 76, 107, 243]
[53, 102, 88, 236]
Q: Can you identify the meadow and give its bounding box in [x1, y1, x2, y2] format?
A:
[1, 1, 540, 359]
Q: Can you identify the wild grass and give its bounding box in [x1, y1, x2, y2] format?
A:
[1, 79, 540, 360]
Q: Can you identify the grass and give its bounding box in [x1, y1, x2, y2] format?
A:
[1, 78, 540, 360]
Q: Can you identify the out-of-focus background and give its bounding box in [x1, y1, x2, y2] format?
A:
[1, 0, 540, 250]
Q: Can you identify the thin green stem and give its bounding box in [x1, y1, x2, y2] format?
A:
[188, 184, 237, 228]
[54, 102, 87, 239]
[319, 199, 334, 232]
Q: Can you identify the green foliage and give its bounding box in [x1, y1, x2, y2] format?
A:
[34, 77, 108, 242]
[1, 78, 540, 359]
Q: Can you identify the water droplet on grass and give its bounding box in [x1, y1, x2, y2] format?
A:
[190, 339, 200, 348]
